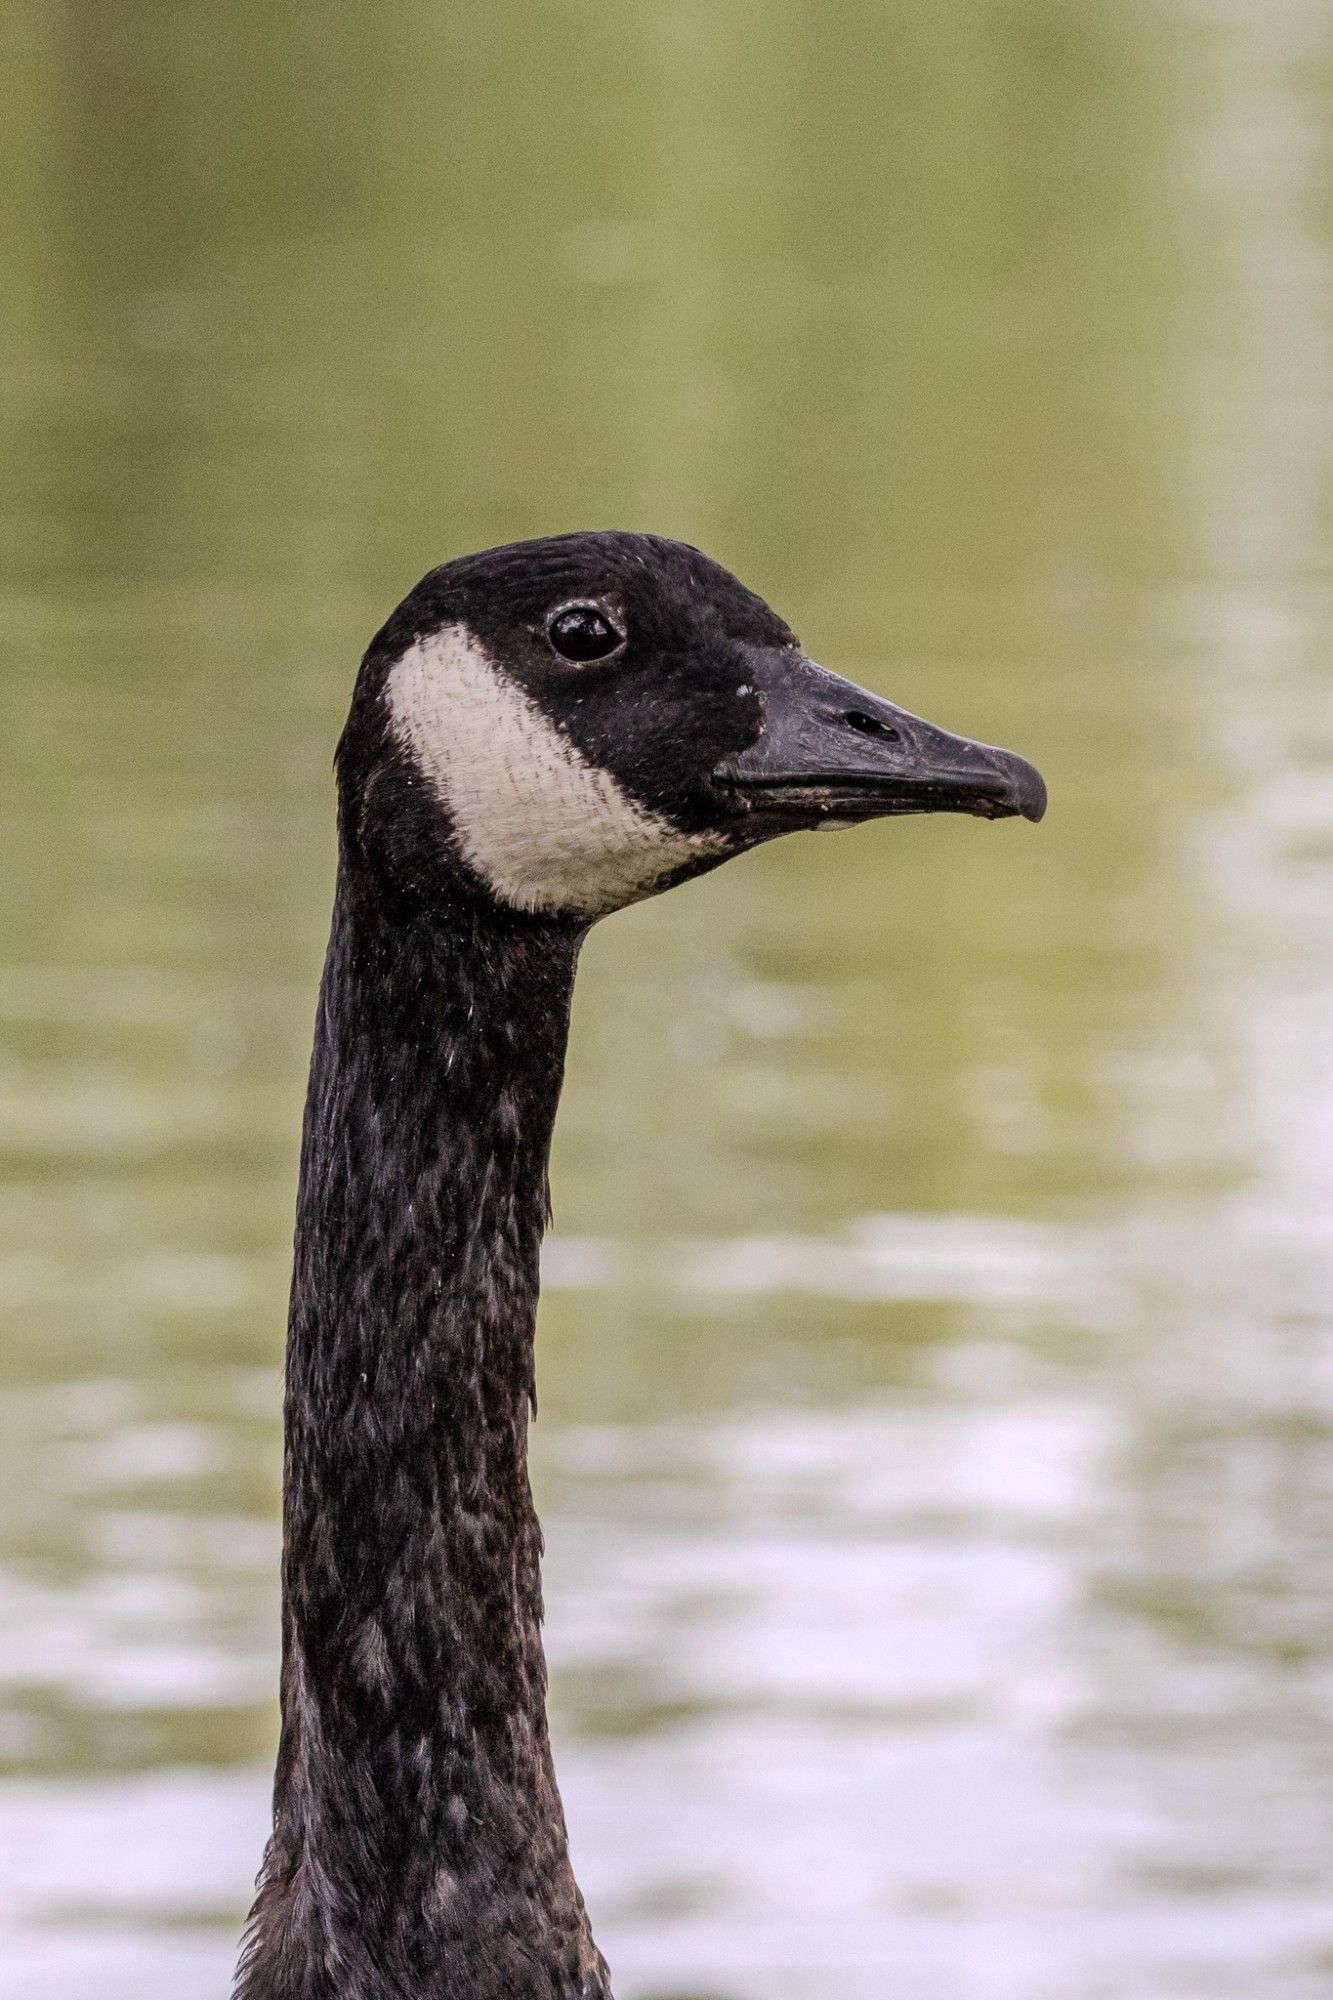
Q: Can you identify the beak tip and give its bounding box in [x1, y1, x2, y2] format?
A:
[999, 753, 1047, 825]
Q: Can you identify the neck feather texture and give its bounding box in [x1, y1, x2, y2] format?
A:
[237, 865, 611, 2000]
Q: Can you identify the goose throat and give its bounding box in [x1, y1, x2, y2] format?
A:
[237, 885, 609, 2000]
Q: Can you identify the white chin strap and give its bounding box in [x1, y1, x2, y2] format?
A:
[386, 624, 725, 918]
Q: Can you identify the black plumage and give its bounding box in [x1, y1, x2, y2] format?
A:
[235, 533, 1044, 1999]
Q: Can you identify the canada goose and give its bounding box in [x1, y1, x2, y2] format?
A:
[234, 531, 1045, 2000]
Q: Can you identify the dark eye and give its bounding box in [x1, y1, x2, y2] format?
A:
[546, 603, 624, 662]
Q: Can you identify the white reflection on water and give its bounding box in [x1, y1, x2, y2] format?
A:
[546, 1213, 1111, 1311]
[3, 1292, 1332, 1998]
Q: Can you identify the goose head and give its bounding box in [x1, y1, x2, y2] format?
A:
[340, 530, 1046, 921]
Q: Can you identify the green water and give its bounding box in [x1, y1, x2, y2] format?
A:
[2, 2, 1332, 1995]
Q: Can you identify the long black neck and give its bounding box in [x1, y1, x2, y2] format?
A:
[238, 865, 610, 2000]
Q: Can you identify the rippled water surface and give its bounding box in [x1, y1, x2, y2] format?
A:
[3, 3, 1333, 1995]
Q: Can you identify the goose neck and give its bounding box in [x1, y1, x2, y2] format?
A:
[241, 869, 607, 1998]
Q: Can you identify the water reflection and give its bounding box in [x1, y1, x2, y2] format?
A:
[2, 0, 1333, 1995]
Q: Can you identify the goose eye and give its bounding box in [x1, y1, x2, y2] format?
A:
[546, 604, 624, 662]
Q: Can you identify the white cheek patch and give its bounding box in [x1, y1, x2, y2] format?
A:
[386, 625, 727, 918]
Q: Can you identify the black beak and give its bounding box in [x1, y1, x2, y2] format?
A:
[714, 649, 1046, 827]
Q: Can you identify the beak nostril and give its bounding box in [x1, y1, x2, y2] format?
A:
[844, 709, 900, 742]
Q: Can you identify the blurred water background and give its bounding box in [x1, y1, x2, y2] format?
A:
[3, 2, 1333, 1996]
